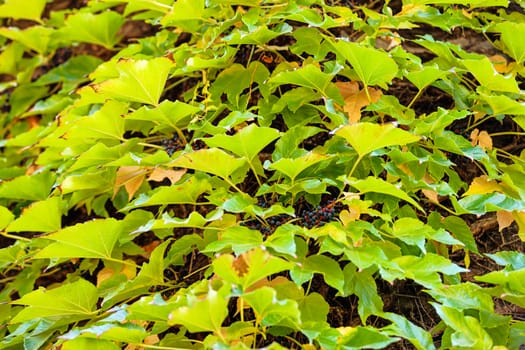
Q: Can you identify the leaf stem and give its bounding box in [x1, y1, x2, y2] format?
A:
[407, 88, 424, 109]
[0, 231, 31, 242]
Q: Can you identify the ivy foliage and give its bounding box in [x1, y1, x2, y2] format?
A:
[1, 0, 525, 349]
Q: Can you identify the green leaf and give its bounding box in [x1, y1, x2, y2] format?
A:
[381, 254, 466, 288]
[102, 241, 170, 307]
[160, 0, 205, 32]
[342, 264, 383, 322]
[0, 205, 14, 230]
[0, 171, 55, 201]
[204, 226, 263, 255]
[6, 197, 63, 233]
[336, 123, 420, 159]
[494, 21, 525, 64]
[426, 283, 494, 312]
[126, 100, 201, 130]
[274, 126, 323, 160]
[381, 312, 435, 350]
[69, 143, 127, 172]
[59, 11, 125, 48]
[242, 287, 300, 327]
[432, 303, 493, 349]
[348, 177, 424, 212]
[212, 248, 293, 290]
[33, 218, 123, 260]
[169, 148, 248, 183]
[299, 254, 345, 293]
[457, 193, 525, 215]
[168, 284, 230, 333]
[205, 124, 280, 161]
[475, 268, 525, 295]
[61, 338, 120, 350]
[11, 279, 98, 323]
[0, 0, 46, 22]
[462, 57, 519, 93]
[404, 64, 448, 90]
[299, 292, 329, 324]
[125, 177, 211, 209]
[485, 251, 525, 270]
[34, 55, 103, 92]
[332, 40, 398, 89]
[268, 152, 331, 182]
[92, 57, 173, 105]
[121, 0, 172, 15]
[127, 294, 174, 322]
[264, 225, 297, 257]
[480, 93, 525, 116]
[338, 326, 398, 349]
[0, 26, 53, 54]
[66, 100, 127, 141]
[225, 23, 293, 45]
[268, 64, 341, 101]
[8, 85, 49, 120]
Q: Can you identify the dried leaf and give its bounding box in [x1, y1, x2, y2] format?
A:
[148, 167, 186, 184]
[489, 54, 509, 73]
[496, 210, 514, 232]
[97, 266, 115, 287]
[115, 166, 148, 200]
[336, 82, 382, 123]
[464, 175, 503, 196]
[422, 189, 439, 203]
[470, 128, 493, 150]
[232, 254, 249, 277]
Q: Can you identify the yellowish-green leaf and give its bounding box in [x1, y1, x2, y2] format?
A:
[92, 57, 173, 105]
[33, 219, 123, 260]
[336, 123, 420, 159]
[6, 197, 63, 233]
[0, 0, 46, 22]
[11, 279, 98, 323]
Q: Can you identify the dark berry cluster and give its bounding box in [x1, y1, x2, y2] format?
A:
[241, 213, 292, 235]
[191, 139, 207, 151]
[161, 134, 184, 156]
[297, 200, 344, 229]
[241, 200, 345, 234]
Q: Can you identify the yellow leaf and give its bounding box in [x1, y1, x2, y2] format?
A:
[335, 81, 382, 123]
[341, 207, 360, 226]
[148, 167, 186, 184]
[463, 175, 503, 196]
[115, 166, 148, 200]
[496, 210, 514, 232]
[470, 128, 493, 150]
[512, 211, 525, 241]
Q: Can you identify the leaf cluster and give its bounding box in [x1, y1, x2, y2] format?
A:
[0, 0, 525, 349]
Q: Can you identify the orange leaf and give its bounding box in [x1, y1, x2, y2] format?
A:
[336, 82, 382, 123]
[496, 210, 514, 232]
[470, 128, 492, 150]
[148, 167, 186, 184]
[489, 54, 509, 74]
[115, 166, 148, 200]
[464, 175, 503, 196]
[97, 266, 115, 287]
